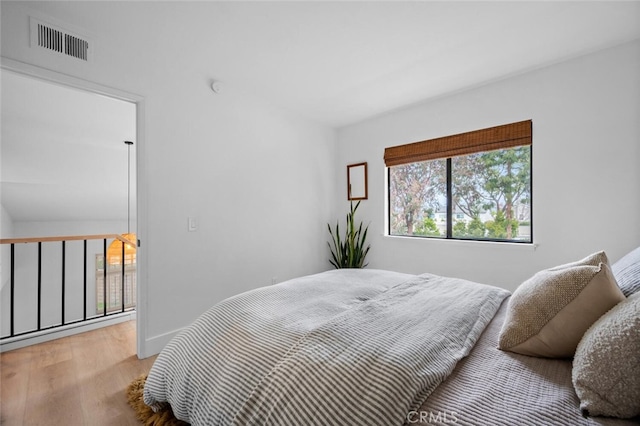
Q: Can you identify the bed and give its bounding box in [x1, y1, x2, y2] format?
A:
[143, 248, 640, 425]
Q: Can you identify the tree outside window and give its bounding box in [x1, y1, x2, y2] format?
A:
[389, 146, 531, 242]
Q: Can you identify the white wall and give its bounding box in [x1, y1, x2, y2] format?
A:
[0, 204, 14, 290]
[0, 205, 12, 337]
[13, 220, 129, 239]
[1, 2, 337, 356]
[337, 40, 640, 291]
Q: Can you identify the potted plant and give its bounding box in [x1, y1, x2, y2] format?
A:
[327, 201, 371, 268]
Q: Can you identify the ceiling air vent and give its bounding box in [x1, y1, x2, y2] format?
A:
[30, 16, 91, 62]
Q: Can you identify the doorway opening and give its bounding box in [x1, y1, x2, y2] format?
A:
[0, 63, 144, 355]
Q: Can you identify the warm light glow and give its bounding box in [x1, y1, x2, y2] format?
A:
[107, 233, 137, 265]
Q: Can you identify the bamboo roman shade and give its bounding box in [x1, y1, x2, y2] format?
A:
[384, 120, 532, 167]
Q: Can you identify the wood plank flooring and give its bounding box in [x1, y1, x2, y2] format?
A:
[1, 321, 156, 426]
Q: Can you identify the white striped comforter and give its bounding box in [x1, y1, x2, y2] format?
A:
[143, 269, 509, 426]
[419, 299, 640, 426]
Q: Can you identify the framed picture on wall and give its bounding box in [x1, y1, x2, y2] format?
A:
[347, 162, 368, 200]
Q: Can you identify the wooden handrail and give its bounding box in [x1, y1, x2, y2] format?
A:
[0, 234, 136, 245]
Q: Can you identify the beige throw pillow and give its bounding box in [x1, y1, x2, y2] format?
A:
[573, 293, 640, 418]
[498, 251, 625, 358]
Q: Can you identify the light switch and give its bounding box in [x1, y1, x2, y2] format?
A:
[188, 217, 198, 232]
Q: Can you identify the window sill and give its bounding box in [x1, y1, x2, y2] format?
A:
[382, 234, 538, 251]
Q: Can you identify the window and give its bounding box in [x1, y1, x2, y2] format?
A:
[385, 120, 532, 243]
[95, 254, 137, 314]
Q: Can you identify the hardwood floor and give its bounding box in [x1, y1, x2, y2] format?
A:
[1, 321, 157, 426]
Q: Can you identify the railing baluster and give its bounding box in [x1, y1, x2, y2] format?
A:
[10, 244, 15, 337]
[83, 240, 87, 321]
[103, 239, 107, 316]
[121, 241, 125, 313]
[61, 241, 66, 326]
[37, 242, 42, 331]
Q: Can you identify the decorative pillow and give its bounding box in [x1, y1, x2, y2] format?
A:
[572, 293, 640, 418]
[612, 246, 640, 296]
[498, 251, 625, 358]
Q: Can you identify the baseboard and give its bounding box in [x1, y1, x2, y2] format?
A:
[0, 311, 136, 353]
[139, 327, 184, 358]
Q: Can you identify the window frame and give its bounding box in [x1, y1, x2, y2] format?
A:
[385, 121, 533, 244]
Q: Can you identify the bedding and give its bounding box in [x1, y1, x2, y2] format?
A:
[612, 246, 640, 296]
[419, 296, 638, 425]
[143, 269, 508, 425]
[572, 293, 640, 419]
[498, 251, 625, 358]
[143, 268, 638, 425]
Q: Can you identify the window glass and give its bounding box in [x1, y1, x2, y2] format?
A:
[452, 147, 531, 241]
[388, 159, 446, 237]
[388, 146, 531, 242]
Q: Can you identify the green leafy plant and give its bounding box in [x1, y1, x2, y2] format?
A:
[327, 201, 371, 268]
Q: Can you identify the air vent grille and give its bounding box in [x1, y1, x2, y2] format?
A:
[64, 33, 89, 61]
[37, 23, 63, 53]
[30, 17, 91, 62]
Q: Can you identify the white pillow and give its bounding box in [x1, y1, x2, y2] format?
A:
[612, 246, 640, 296]
[572, 293, 640, 418]
[498, 251, 625, 358]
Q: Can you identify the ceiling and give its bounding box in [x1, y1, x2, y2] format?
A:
[2, 1, 640, 224]
[1, 70, 136, 223]
[139, 0, 639, 128]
